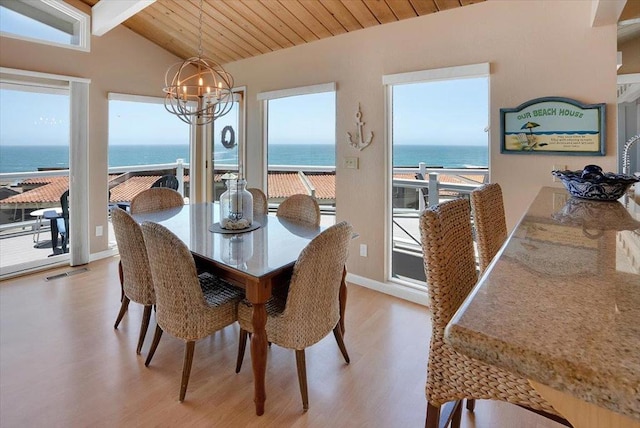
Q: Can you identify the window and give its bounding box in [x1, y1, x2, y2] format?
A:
[258, 83, 336, 219]
[107, 94, 190, 245]
[384, 64, 489, 289]
[0, 0, 90, 51]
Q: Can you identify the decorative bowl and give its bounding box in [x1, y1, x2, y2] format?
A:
[551, 166, 639, 201]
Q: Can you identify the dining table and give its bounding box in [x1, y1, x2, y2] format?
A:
[445, 186, 640, 428]
[132, 202, 347, 416]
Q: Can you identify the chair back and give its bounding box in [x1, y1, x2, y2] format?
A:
[419, 198, 477, 335]
[470, 183, 507, 274]
[140, 222, 219, 340]
[111, 208, 154, 305]
[130, 187, 184, 214]
[151, 174, 179, 190]
[276, 194, 320, 226]
[60, 190, 70, 218]
[248, 188, 268, 216]
[278, 221, 352, 348]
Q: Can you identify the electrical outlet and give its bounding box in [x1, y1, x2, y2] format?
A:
[96, 225, 103, 237]
[359, 244, 367, 257]
[344, 157, 359, 170]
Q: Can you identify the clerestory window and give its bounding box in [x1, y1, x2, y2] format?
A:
[0, 0, 90, 51]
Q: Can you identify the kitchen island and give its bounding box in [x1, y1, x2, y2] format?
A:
[445, 186, 640, 427]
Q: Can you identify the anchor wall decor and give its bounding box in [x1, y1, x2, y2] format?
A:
[347, 103, 373, 151]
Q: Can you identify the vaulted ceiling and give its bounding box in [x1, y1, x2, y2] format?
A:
[77, 0, 483, 65]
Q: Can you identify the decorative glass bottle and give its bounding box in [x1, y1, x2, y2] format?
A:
[219, 178, 253, 229]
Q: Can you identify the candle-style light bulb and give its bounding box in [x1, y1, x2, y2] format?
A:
[198, 77, 203, 86]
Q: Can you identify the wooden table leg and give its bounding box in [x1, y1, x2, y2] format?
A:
[339, 266, 347, 336]
[251, 302, 268, 415]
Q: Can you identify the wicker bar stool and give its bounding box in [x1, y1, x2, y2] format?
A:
[140, 222, 244, 402]
[420, 198, 569, 428]
[470, 183, 508, 274]
[248, 187, 268, 216]
[235, 221, 352, 411]
[276, 194, 320, 226]
[111, 208, 155, 355]
[130, 187, 184, 215]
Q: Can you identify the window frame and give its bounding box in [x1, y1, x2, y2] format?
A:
[0, 66, 90, 276]
[0, 0, 91, 52]
[382, 63, 490, 289]
[256, 82, 336, 198]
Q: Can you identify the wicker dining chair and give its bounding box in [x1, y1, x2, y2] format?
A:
[470, 183, 508, 274]
[248, 187, 268, 216]
[235, 221, 352, 411]
[111, 208, 155, 355]
[140, 222, 244, 402]
[420, 198, 569, 428]
[130, 187, 184, 215]
[276, 194, 320, 227]
[116, 187, 184, 310]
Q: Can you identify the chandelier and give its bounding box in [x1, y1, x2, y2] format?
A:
[163, 0, 234, 125]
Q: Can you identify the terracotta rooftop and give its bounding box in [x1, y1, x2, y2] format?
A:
[109, 176, 161, 203]
[1, 170, 485, 207]
[2, 177, 69, 205]
[267, 173, 310, 199]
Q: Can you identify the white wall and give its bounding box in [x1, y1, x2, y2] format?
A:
[223, 0, 619, 284]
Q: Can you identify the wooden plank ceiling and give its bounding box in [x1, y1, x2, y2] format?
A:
[77, 0, 483, 65]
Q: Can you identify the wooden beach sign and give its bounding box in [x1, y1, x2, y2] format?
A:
[500, 97, 605, 155]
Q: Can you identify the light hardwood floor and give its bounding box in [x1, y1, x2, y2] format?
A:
[0, 257, 566, 428]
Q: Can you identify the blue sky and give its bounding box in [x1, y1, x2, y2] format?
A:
[393, 77, 488, 146]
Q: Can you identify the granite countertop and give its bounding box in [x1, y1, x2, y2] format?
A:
[445, 186, 640, 421]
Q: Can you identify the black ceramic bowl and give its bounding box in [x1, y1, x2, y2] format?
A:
[551, 168, 639, 201]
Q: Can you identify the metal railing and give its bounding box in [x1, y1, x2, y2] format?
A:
[391, 163, 488, 250]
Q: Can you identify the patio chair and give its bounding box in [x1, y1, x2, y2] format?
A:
[419, 198, 569, 428]
[141, 222, 244, 402]
[151, 174, 179, 190]
[235, 221, 352, 411]
[44, 190, 69, 255]
[276, 194, 320, 227]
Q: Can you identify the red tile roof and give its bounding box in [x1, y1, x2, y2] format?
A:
[267, 173, 308, 199]
[304, 174, 334, 200]
[2, 170, 483, 207]
[109, 176, 160, 203]
[2, 177, 68, 204]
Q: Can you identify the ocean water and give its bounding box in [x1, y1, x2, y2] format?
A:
[0, 144, 487, 173]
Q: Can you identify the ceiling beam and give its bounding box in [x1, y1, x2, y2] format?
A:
[590, 0, 626, 27]
[92, 0, 156, 36]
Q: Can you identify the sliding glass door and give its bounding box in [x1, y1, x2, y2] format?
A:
[0, 83, 71, 274]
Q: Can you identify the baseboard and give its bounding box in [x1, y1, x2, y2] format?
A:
[346, 273, 428, 306]
[89, 247, 119, 262]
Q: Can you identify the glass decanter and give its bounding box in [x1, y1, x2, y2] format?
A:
[219, 178, 253, 229]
